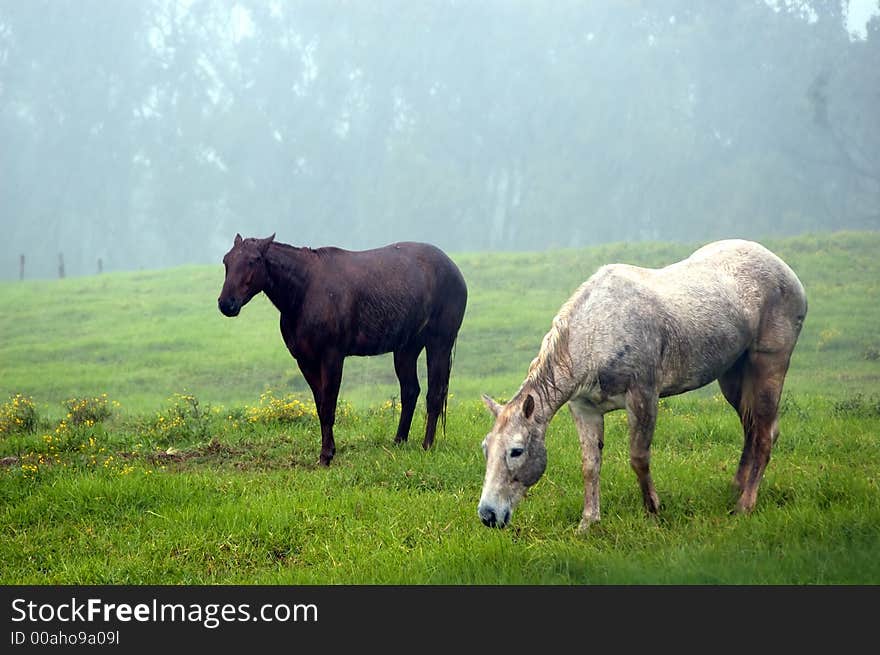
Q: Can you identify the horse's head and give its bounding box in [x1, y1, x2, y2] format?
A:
[477, 392, 548, 528]
[218, 233, 275, 317]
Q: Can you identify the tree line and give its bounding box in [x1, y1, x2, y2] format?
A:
[2, 0, 877, 279]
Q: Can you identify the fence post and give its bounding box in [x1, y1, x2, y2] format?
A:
[19, 254, 25, 281]
[58, 253, 65, 279]
[97, 258, 103, 274]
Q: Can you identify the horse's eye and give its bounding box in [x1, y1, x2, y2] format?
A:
[510, 448, 524, 458]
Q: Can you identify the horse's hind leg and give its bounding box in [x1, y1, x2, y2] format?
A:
[733, 350, 791, 513]
[422, 337, 454, 450]
[625, 386, 661, 515]
[718, 353, 753, 491]
[392, 346, 422, 444]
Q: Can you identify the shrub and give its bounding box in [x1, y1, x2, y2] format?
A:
[0, 393, 39, 436]
[64, 393, 115, 426]
[245, 390, 318, 426]
[152, 393, 211, 442]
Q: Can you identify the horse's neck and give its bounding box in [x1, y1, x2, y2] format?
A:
[520, 365, 581, 421]
[521, 342, 587, 418]
[263, 245, 312, 312]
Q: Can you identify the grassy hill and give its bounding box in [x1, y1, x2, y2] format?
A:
[1, 231, 878, 585]
[2, 231, 878, 417]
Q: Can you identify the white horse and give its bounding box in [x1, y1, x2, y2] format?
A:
[478, 240, 807, 532]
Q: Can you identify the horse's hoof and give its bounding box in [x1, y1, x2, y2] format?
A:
[644, 492, 661, 514]
[733, 501, 754, 514]
[393, 436, 407, 445]
[421, 439, 433, 450]
[319, 455, 332, 467]
[577, 518, 598, 536]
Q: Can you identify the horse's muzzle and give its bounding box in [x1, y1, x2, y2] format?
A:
[218, 297, 240, 317]
[478, 504, 510, 529]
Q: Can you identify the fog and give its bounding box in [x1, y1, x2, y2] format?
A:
[2, 0, 878, 279]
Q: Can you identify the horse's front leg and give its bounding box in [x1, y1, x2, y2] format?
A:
[626, 386, 661, 515]
[298, 353, 344, 466]
[569, 398, 604, 534]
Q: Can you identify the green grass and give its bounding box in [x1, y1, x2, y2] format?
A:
[1, 231, 879, 584]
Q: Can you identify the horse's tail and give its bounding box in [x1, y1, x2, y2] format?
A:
[439, 336, 457, 436]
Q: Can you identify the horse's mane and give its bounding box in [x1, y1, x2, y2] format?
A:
[523, 282, 586, 404]
[267, 241, 309, 254]
[262, 242, 316, 303]
[265, 241, 327, 266]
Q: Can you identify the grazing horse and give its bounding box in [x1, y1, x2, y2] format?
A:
[218, 234, 467, 466]
[478, 239, 807, 532]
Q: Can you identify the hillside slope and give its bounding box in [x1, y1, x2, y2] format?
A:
[2, 231, 877, 416]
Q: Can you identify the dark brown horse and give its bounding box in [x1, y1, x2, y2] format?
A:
[218, 234, 468, 466]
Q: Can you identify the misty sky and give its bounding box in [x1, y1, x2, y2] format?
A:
[841, 0, 879, 36]
[2, 1, 878, 279]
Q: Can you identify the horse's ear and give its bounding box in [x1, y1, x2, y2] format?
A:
[522, 394, 535, 420]
[481, 394, 502, 418]
[234, 233, 243, 246]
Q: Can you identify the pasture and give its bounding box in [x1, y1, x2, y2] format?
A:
[1, 231, 878, 584]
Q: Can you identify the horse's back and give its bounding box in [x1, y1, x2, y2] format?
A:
[382, 241, 468, 336]
[672, 239, 807, 341]
[332, 242, 463, 286]
[310, 241, 466, 355]
[317, 242, 463, 293]
[565, 240, 806, 397]
[362, 241, 467, 313]
[677, 239, 803, 290]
